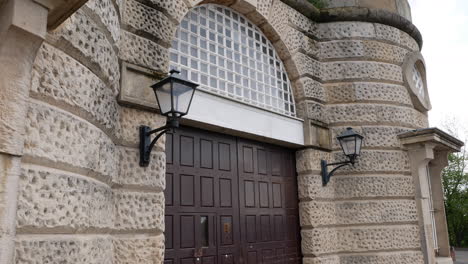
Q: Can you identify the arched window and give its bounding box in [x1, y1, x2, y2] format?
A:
[169, 4, 296, 117]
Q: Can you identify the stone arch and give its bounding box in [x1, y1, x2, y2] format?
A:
[162, 0, 312, 119]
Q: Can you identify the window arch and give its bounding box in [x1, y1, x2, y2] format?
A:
[169, 4, 296, 117]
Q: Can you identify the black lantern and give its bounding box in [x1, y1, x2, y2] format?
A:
[321, 127, 364, 186]
[139, 70, 198, 167]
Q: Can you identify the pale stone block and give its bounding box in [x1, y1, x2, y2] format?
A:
[119, 30, 169, 72]
[317, 22, 375, 40]
[48, 9, 119, 86]
[17, 165, 113, 230]
[296, 149, 331, 173]
[358, 0, 397, 12]
[375, 23, 419, 51]
[117, 107, 166, 148]
[266, 0, 289, 39]
[117, 147, 165, 190]
[298, 174, 415, 200]
[326, 82, 412, 106]
[301, 225, 420, 255]
[330, 126, 412, 149]
[295, 77, 325, 101]
[32, 43, 120, 132]
[319, 40, 410, 64]
[292, 52, 321, 79]
[123, 0, 176, 44]
[114, 190, 164, 231]
[143, 0, 189, 22]
[113, 234, 164, 264]
[286, 4, 318, 34]
[300, 200, 417, 227]
[24, 101, 117, 179]
[296, 100, 327, 123]
[305, 251, 424, 264]
[396, 0, 412, 21]
[321, 61, 403, 83]
[15, 235, 113, 264]
[256, 0, 273, 19]
[231, 0, 257, 14]
[327, 104, 428, 128]
[85, 0, 121, 43]
[334, 150, 410, 173]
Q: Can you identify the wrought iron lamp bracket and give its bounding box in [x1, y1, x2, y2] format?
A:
[321, 159, 354, 186]
[139, 118, 179, 167]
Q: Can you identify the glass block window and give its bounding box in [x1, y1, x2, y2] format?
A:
[169, 4, 296, 117]
[412, 64, 425, 99]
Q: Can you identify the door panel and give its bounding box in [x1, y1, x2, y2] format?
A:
[165, 127, 301, 263]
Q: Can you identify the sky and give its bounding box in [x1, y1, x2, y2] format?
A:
[408, 0, 468, 139]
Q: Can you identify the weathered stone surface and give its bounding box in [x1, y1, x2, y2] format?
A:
[335, 150, 410, 173]
[265, 0, 289, 39]
[330, 126, 412, 149]
[141, 0, 188, 22]
[295, 77, 325, 101]
[283, 27, 319, 57]
[319, 40, 410, 64]
[303, 251, 424, 264]
[327, 104, 428, 128]
[17, 165, 113, 230]
[292, 52, 321, 79]
[119, 30, 169, 72]
[114, 190, 164, 231]
[321, 61, 403, 83]
[48, 9, 119, 86]
[317, 22, 375, 40]
[123, 0, 176, 45]
[113, 235, 164, 264]
[375, 23, 419, 51]
[300, 200, 417, 227]
[301, 225, 420, 255]
[296, 100, 327, 123]
[32, 43, 120, 132]
[117, 107, 166, 147]
[117, 147, 165, 190]
[326, 82, 412, 106]
[15, 235, 113, 264]
[85, 0, 121, 43]
[24, 101, 117, 179]
[298, 174, 415, 200]
[296, 149, 332, 173]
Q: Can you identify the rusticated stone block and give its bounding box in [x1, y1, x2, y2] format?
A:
[375, 23, 419, 51]
[48, 9, 119, 86]
[321, 61, 403, 83]
[119, 30, 169, 72]
[326, 82, 412, 106]
[265, 0, 289, 40]
[330, 126, 412, 149]
[117, 147, 165, 190]
[85, 0, 120, 43]
[142, 0, 188, 22]
[300, 200, 417, 227]
[17, 165, 113, 230]
[296, 101, 327, 123]
[113, 234, 164, 264]
[304, 251, 424, 264]
[334, 150, 410, 173]
[295, 77, 325, 101]
[117, 107, 166, 147]
[296, 149, 331, 173]
[319, 40, 409, 64]
[283, 27, 319, 57]
[327, 104, 428, 128]
[286, 4, 317, 34]
[114, 190, 164, 231]
[292, 52, 321, 79]
[123, 0, 176, 44]
[15, 235, 113, 264]
[32, 43, 120, 132]
[301, 225, 420, 255]
[298, 174, 415, 200]
[24, 101, 117, 179]
[317, 22, 375, 40]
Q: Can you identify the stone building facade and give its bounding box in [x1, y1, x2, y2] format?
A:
[0, 0, 463, 263]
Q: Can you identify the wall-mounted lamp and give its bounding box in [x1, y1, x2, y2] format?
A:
[321, 127, 364, 186]
[139, 70, 198, 167]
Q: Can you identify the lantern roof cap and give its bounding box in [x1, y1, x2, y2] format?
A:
[337, 127, 363, 139]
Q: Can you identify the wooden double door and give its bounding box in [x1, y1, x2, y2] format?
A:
[164, 127, 301, 264]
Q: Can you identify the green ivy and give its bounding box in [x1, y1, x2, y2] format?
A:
[308, 0, 327, 9]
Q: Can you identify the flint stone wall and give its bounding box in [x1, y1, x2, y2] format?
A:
[13, 0, 427, 263]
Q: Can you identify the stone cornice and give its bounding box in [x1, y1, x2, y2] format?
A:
[280, 0, 423, 49]
[398, 127, 464, 152]
[33, 0, 89, 29]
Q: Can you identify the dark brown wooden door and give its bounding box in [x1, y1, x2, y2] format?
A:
[164, 127, 301, 264]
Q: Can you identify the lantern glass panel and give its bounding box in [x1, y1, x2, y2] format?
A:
[172, 81, 196, 116]
[340, 136, 356, 156]
[155, 82, 173, 115]
[355, 136, 363, 156]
